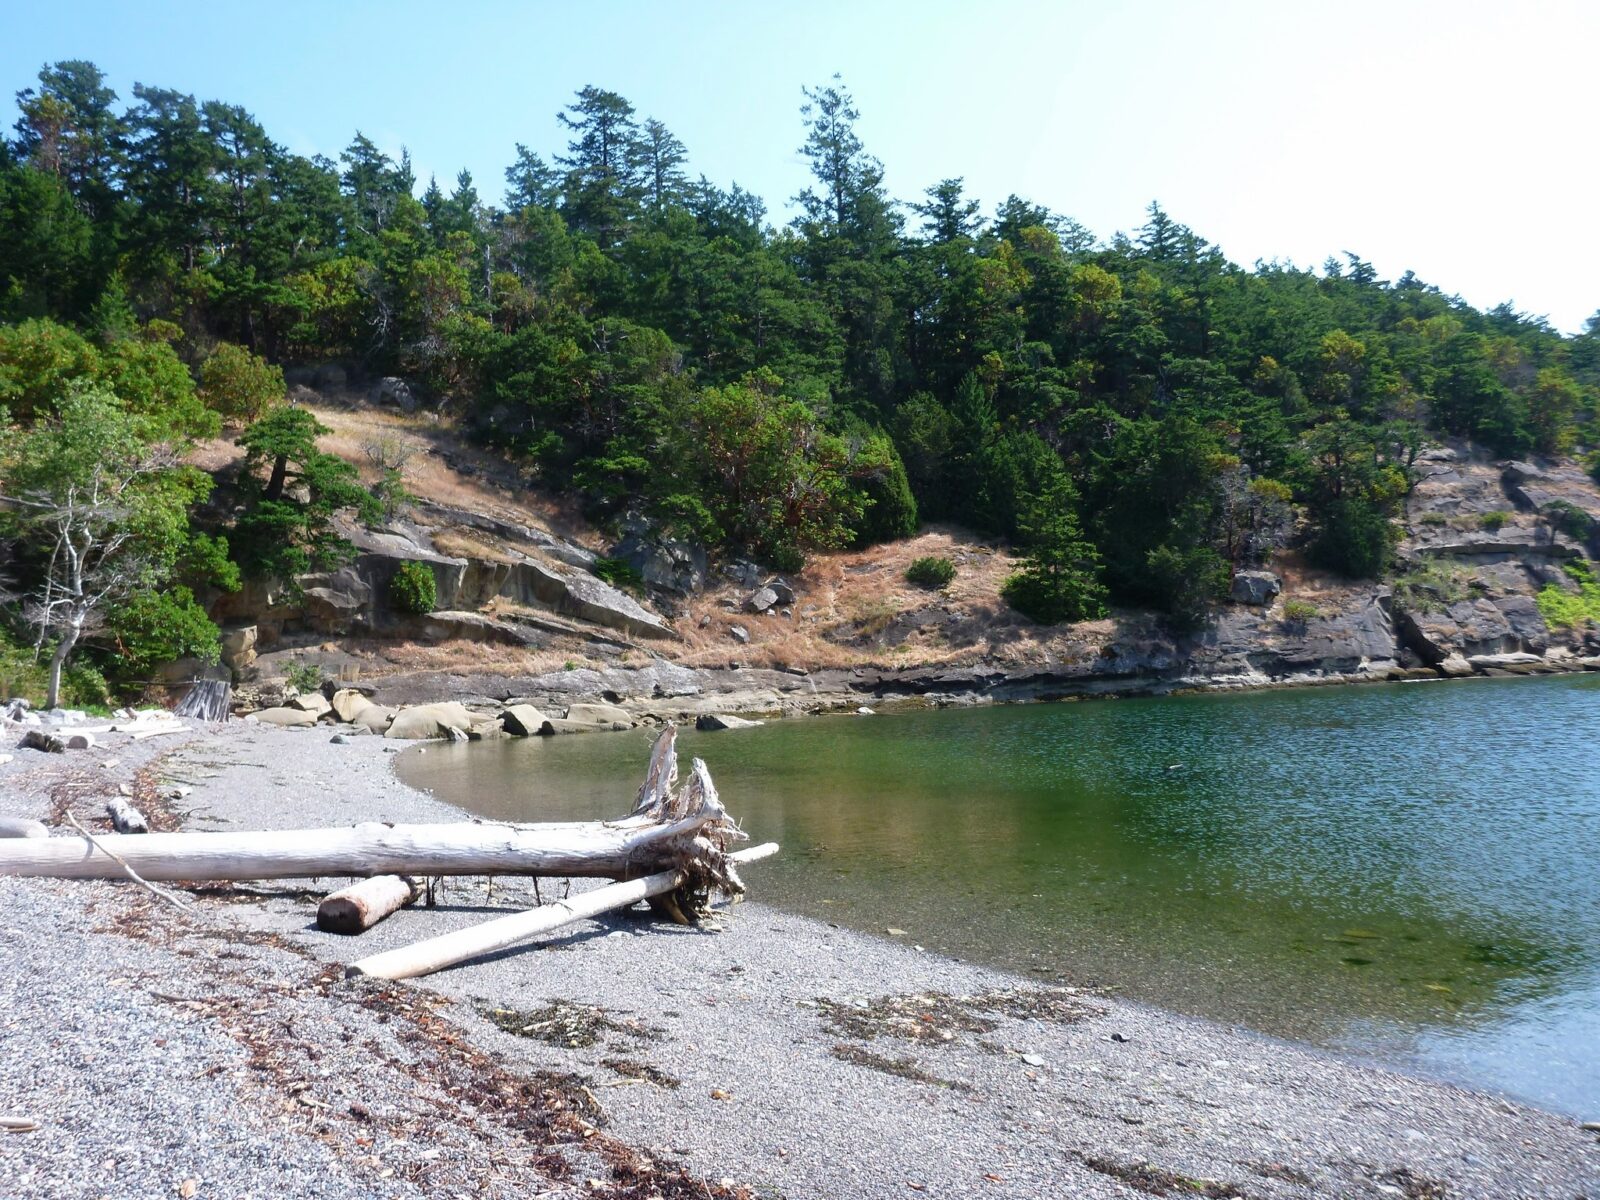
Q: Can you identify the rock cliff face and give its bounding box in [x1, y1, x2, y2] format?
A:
[208, 507, 673, 665]
[205, 438, 1600, 711]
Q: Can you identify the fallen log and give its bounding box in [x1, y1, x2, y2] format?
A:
[348, 842, 779, 981]
[0, 727, 749, 890]
[105, 798, 149, 835]
[318, 875, 421, 934]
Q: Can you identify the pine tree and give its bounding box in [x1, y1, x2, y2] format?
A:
[1002, 472, 1107, 624]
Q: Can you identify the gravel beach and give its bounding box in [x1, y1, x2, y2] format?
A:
[3, 721, 1598, 1199]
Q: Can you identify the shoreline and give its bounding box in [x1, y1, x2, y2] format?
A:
[359, 641, 1600, 727]
[2, 721, 1598, 1198]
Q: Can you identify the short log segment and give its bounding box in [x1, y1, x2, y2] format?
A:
[317, 875, 421, 934]
[348, 842, 779, 981]
[105, 798, 149, 835]
[0, 818, 48, 840]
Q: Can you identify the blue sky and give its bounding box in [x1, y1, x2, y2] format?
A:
[5, 0, 1598, 331]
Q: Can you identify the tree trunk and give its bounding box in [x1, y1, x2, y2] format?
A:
[45, 622, 79, 710]
[0, 817, 726, 882]
[265, 453, 288, 502]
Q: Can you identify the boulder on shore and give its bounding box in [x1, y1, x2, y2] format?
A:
[542, 717, 630, 734]
[330, 688, 374, 723]
[351, 704, 396, 734]
[384, 702, 478, 740]
[287, 690, 333, 718]
[500, 704, 552, 736]
[562, 702, 634, 727]
[694, 713, 765, 731]
[251, 706, 319, 728]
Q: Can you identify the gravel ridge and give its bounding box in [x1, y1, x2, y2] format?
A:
[1, 722, 1597, 1199]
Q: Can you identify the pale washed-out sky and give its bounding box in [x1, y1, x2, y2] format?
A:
[5, 0, 1597, 330]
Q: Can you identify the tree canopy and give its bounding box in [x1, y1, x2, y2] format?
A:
[2, 59, 1597, 656]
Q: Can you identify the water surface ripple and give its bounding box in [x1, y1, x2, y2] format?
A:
[400, 673, 1600, 1115]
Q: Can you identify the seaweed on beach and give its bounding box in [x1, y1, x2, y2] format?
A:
[479, 999, 662, 1048]
[602, 1057, 681, 1089]
[828, 1043, 971, 1091]
[1075, 1153, 1255, 1198]
[816, 986, 1098, 1046]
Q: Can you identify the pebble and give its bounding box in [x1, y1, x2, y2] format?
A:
[1021, 1054, 1045, 1067]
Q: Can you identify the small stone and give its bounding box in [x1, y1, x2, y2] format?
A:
[885, 927, 907, 937]
[729, 625, 749, 644]
[1021, 1054, 1045, 1067]
[1580, 1120, 1600, 1132]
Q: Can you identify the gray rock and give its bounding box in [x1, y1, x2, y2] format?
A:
[562, 702, 634, 727]
[766, 579, 797, 606]
[384, 702, 478, 740]
[612, 515, 708, 595]
[1229, 570, 1281, 606]
[500, 704, 552, 736]
[694, 713, 765, 731]
[249, 707, 318, 729]
[0, 816, 48, 839]
[368, 375, 419, 412]
[724, 559, 763, 588]
[745, 587, 780, 614]
[730, 625, 750, 644]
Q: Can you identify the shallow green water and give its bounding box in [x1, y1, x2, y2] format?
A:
[400, 674, 1600, 1115]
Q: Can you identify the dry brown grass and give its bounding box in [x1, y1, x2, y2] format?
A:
[670, 527, 1086, 671]
[183, 391, 600, 549]
[355, 639, 605, 678]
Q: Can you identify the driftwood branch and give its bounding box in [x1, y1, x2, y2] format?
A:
[61, 811, 197, 916]
[348, 842, 779, 981]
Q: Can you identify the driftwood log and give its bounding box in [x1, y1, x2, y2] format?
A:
[317, 875, 421, 934]
[349, 841, 778, 981]
[175, 679, 230, 722]
[0, 727, 754, 892]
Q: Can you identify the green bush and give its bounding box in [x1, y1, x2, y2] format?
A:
[1417, 511, 1448, 526]
[283, 659, 324, 693]
[198, 342, 285, 423]
[1478, 510, 1511, 531]
[1390, 558, 1472, 614]
[0, 633, 111, 708]
[1543, 500, 1595, 542]
[1536, 559, 1600, 629]
[1282, 598, 1321, 624]
[905, 556, 955, 589]
[388, 561, 437, 614]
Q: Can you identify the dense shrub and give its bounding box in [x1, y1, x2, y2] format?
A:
[388, 561, 437, 614]
[283, 659, 324, 693]
[1282, 598, 1321, 624]
[199, 342, 285, 423]
[1536, 560, 1600, 628]
[1478, 510, 1511, 531]
[905, 556, 955, 589]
